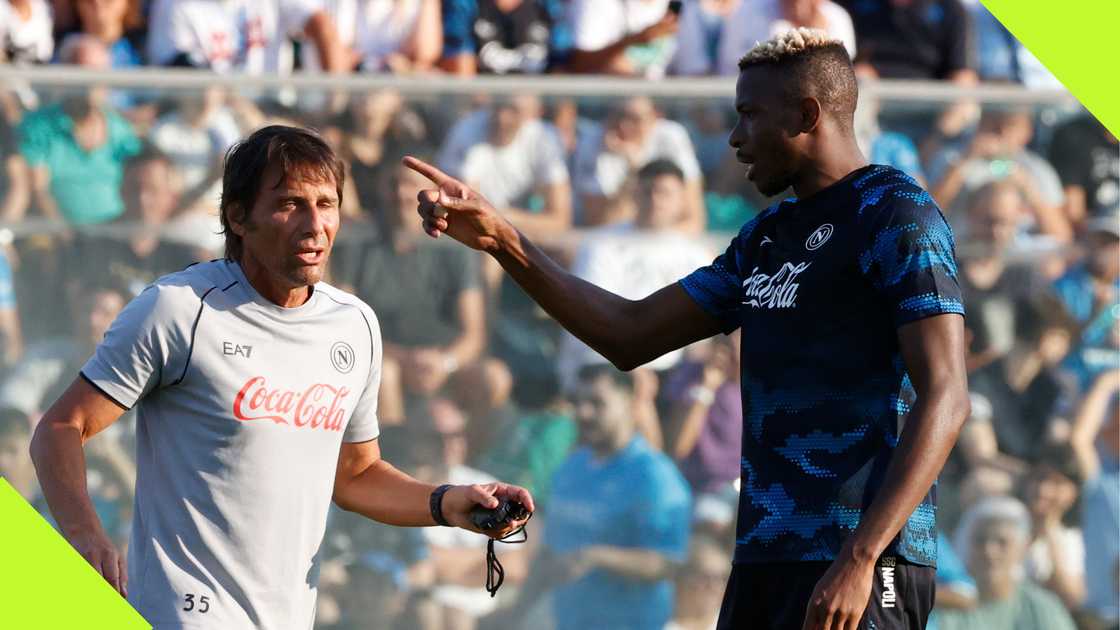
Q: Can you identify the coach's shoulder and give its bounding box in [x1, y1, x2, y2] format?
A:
[315, 282, 382, 335]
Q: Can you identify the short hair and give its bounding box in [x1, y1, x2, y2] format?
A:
[219, 125, 345, 261]
[637, 159, 685, 183]
[1029, 442, 1084, 487]
[576, 363, 634, 393]
[124, 144, 173, 173]
[738, 28, 858, 128]
[953, 495, 1031, 560]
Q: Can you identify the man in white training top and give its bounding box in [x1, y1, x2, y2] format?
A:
[29, 125, 534, 630]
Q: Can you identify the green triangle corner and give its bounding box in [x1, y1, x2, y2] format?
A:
[0, 478, 150, 629]
[980, 0, 1120, 135]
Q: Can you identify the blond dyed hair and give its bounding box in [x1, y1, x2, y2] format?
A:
[739, 28, 845, 68]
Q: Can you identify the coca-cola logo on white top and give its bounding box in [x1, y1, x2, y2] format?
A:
[232, 376, 351, 431]
[741, 262, 811, 309]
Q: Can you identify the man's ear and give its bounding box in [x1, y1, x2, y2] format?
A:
[226, 204, 247, 237]
[799, 96, 823, 134]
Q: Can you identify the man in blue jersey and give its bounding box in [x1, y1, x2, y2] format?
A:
[405, 27, 969, 630]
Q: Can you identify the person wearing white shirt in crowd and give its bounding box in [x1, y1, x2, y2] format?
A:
[670, 0, 741, 76]
[0, 0, 53, 64]
[558, 160, 712, 392]
[567, 0, 679, 77]
[1021, 445, 1087, 611]
[458, 95, 572, 240]
[712, 0, 855, 75]
[573, 96, 704, 232]
[301, 0, 442, 73]
[146, 0, 349, 74]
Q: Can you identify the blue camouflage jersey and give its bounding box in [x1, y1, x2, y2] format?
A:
[680, 165, 963, 567]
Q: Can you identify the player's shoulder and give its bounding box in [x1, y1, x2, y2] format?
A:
[142, 259, 236, 309]
[314, 282, 381, 332]
[850, 165, 941, 222]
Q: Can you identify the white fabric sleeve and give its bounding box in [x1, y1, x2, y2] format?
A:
[533, 124, 571, 186]
[343, 306, 382, 443]
[662, 122, 702, 181]
[571, 0, 624, 51]
[279, 0, 323, 36]
[80, 285, 193, 409]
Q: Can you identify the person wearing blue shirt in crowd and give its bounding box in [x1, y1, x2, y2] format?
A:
[406, 27, 969, 630]
[484, 363, 691, 630]
[1052, 215, 1120, 392]
[439, 0, 571, 75]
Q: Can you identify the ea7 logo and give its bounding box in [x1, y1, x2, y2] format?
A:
[805, 224, 833, 251]
[330, 342, 355, 374]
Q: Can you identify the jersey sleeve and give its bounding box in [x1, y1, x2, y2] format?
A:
[344, 305, 382, 443]
[857, 193, 965, 327]
[80, 284, 194, 409]
[678, 219, 758, 334]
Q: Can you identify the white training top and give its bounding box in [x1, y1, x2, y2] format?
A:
[82, 259, 382, 630]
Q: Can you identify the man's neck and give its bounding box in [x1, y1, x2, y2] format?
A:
[239, 256, 310, 308]
[791, 137, 868, 200]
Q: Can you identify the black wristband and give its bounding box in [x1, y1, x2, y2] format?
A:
[429, 484, 453, 526]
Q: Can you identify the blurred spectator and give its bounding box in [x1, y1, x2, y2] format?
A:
[19, 35, 141, 225]
[1052, 215, 1120, 391]
[148, 87, 241, 214]
[573, 96, 704, 231]
[0, 0, 53, 64]
[0, 246, 21, 367]
[661, 332, 742, 495]
[707, 0, 856, 76]
[669, 0, 740, 76]
[330, 154, 486, 420]
[331, 551, 414, 630]
[1070, 369, 1120, 627]
[66, 147, 203, 295]
[0, 282, 125, 431]
[1048, 114, 1119, 227]
[703, 150, 768, 232]
[664, 534, 731, 630]
[1020, 444, 1086, 610]
[933, 530, 978, 611]
[936, 496, 1077, 630]
[957, 182, 1050, 367]
[854, 91, 926, 184]
[489, 365, 690, 630]
[146, 0, 349, 73]
[459, 95, 572, 238]
[66, 0, 144, 68]
[567, 0, 678, 77]
[311, 0, 441, 73]
[958, 0, 1058, 88]
[417, 399, 528, 630]
[339, 90, 428, 213]
[837, 0, 975, 83]
[930, 108, 1071, 242]
[441, 0, 570, 75]
[0, 407, 35, 499]
[557, 161, 712, 442]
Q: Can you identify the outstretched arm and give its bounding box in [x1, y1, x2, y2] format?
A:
[333, 438, 533, 537]
[402, 156, 723, 371]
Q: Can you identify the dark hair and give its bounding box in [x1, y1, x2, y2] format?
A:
[739, 41, 858, 130]
[219, 125, 345, 261]
[576, 363, 634, 393]
[637, 159, 685, 183]
[1030, 442, 1084, 487]
[124, 144, 173, 173]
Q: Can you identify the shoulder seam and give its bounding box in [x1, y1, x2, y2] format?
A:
[319, 290, 377, 375]
[172, 285, 219, 386]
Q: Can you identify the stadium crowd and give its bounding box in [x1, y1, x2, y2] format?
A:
[0, 1, 1117, 629]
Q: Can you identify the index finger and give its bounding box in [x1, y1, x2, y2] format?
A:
[402, 156, 451, 186]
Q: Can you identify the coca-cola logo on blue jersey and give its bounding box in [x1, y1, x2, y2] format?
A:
[741, 262, 811, 309]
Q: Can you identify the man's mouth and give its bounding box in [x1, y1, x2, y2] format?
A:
[295, 248, 325, 265]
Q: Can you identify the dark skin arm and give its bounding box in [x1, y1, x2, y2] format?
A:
[802, 314, 970, 630]
[402, 156, 723, 371]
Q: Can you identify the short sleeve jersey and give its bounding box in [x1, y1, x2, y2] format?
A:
[81, 260, 382, 630]
[680, 165, 964, 566]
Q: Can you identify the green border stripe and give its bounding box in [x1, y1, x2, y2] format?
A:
[981, 0, 1120, 135]
[0, 478, 149, 628]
